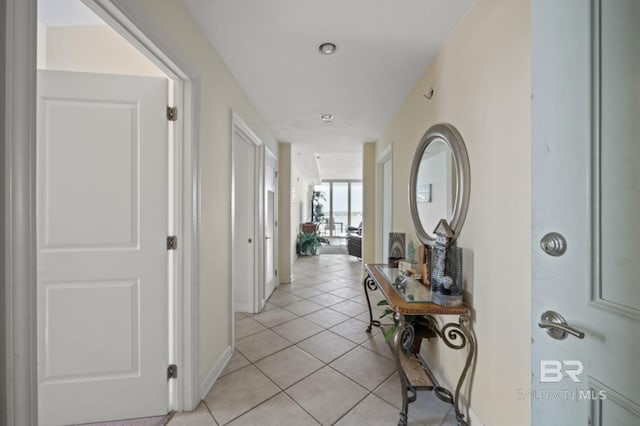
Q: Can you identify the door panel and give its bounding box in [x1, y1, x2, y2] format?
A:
[42, 99, 138, 248]
[532, 1, 640, 424]
[43, 280, 139, 380]
[37, 70, 168, 425]
[597, 0, 640, 317]
[590, 381, 640, 426]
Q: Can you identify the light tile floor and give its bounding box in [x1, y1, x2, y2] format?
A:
[168, 254, 456, 425]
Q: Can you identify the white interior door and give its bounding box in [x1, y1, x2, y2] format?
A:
[264, 150, 278, 303]
[532, 1, 640, 424]
[37, 70, 169, 425]
[232, 130, 257, 313]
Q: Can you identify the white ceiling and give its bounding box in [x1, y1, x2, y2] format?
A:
[38, 0, 106, 26]
[183, 0, 474, 180]
[38, 0, 474, 181]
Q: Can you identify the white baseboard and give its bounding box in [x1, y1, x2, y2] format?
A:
[200, 345, 233, 399]
[281, 273, 294, 284]
[419, 349, 484, 426]
[234, 302, 251, 313]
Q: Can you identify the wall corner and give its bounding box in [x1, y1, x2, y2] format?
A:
[277, 142, 293, 283]
[362, 142, 377, 264]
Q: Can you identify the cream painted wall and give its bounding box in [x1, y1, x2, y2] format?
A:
[278, 142, 313, 283]
[115, 0, 279, 386]
[278, 143, 293, 284]
[376, 0, 531, 424]
[290, 163, 303, 265]
[44, 25, 164, 76]
[362, 143, 376, 265]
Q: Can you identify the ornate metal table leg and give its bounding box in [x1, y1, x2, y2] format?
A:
[390, 313, 414, 426]
[434, 314, 476, 426]
[363, 274, 380, 332]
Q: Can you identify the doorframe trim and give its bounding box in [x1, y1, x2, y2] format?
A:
[4, 0, 38, 423]
[263, 147, 278, 309]
[85, 0, 202, 412]
[4, 0, 202, 422]
[376, 145, 392, 263]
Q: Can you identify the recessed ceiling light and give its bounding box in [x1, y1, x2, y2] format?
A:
[318, 42, 337, 55]
[321, 113, 333, 122]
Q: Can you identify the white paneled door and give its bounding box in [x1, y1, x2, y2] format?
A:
[37, 70, 169, 425]
[532, 1, 640, 424]
[232, 127, 258, 313]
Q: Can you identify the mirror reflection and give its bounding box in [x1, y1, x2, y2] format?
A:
[415, 138, 457, 238]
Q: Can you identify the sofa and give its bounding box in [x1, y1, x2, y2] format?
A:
[347, 233, 362, 259]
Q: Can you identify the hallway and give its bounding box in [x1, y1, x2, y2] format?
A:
[169, 255, 457, 425]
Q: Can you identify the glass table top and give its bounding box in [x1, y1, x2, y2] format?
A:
[377, 266, 431, 303]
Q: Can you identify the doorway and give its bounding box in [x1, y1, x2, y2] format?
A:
[378, 147, 392, 263]
[264, 149, 278, 306]
[6, 0, 201, 422]
[36, 6, 174, 424]
[232, 112, 263, 314]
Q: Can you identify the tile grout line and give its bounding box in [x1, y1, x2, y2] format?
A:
[227, 264, 361, 425]
[270, 287, 401, 423]
[275, 305, 373, 422]
[235, 315, 370, 367]
[201, 399, 219, 425]
[305, 260, 406, 423]
[213, 256, 420, 426]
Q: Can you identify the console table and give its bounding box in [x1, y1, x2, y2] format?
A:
[363, 264, 475, 426]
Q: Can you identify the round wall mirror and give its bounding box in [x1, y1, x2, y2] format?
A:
[408, 123, 470, 245]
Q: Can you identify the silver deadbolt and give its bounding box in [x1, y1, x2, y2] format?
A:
[540, 232, 567, 256]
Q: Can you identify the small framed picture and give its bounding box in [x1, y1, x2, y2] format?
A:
[417, 183, 432, 203]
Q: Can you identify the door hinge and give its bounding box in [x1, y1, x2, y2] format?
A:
[167, 106, 178, 121]
[275, 220, 278, 227]
[275, 171, 278, 178]
[167, 236, 178, 250]
[275, 269, 278, 276]
[167, 364, 178, 380]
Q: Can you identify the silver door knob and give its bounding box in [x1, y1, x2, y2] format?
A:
[538, 310, 585, 340]
[540, 232, 567, 256]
